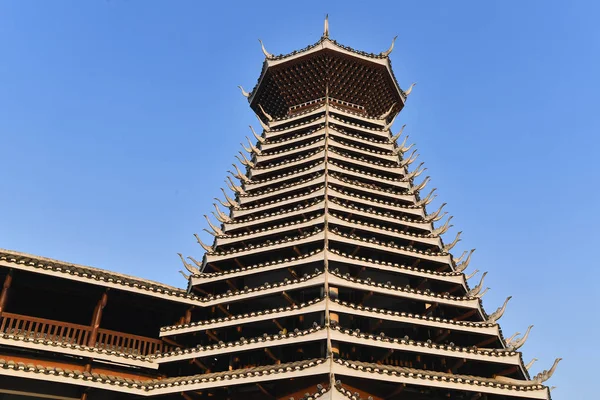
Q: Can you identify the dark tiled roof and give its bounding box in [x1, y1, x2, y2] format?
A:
[0, 249, 198, 302]
[0, 357, 327, 392]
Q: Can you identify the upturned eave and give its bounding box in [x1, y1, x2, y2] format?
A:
[247, 37, 406, 120]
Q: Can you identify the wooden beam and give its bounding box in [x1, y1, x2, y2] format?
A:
[435, 264, 447, 272]
[272, 318, 284, 331]
[0, 270, 13, 316]
[87, 291, 108, 348]
[190, 358, 210, 372]
[163, 337, 185, 348]
[436, 264, 450, 273]
[281, 291, 295, 305]
[181, 393, 194, 400]
[494, 365, 518, 377]
[264, 348, 280, 364]
[447, 285, 462, 294]
[206, 330, 220, 342]
[355, 266, 367, 279]
[475, 336, 497, 348]
[256, 383, 276, 399]
[424, 302, 438, 316]
[358, 291, 373, 306]
[450, 358, 466, 373]
[415, 278, 428, 291]
[225, 279, 237, 291]
[434, 329, 451, 344]
[384, 383, 406, 399]
[0, 389, 79, 400]
[287, 267, 298, 279]
[454, 309, 477, 321]
[369, 319, 383, 333]
[205, 263, 220, 273]
[192, 286, 210, 295]
[218, 304, 232, 317]
[184, 307, 194, 324]
[377, 348, 394, 363]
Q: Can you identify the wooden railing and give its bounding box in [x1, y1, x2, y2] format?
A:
[0, 312, 168, 356]
[96, 328, 168, 356]
[0, 312, 90, 346]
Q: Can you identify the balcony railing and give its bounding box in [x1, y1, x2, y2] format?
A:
[0, 312, 169, 356]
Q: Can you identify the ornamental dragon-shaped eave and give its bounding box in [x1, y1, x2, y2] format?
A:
[241, 29, 410, 122]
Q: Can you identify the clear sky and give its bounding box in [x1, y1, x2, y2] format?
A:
[0, 1, 598, 397]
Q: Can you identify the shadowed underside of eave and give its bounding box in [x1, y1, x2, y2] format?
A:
[250, 48, 404, 120]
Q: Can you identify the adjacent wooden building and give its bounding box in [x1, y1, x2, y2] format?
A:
[0, 21, 559, 400]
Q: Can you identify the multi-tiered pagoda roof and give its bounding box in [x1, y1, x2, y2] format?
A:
[0, 18, 559, 400]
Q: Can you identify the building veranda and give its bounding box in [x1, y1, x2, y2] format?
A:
[0, 20, 560, 400]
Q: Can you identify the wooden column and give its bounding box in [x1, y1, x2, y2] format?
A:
[328, 286, 339, 355]
[88, 291, 108, 348]
[0, 270, 13, 316]
[184, 307, 193, 324]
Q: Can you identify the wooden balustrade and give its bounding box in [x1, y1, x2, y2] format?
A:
[96, 327, 169, 356]
[0, 312, 90, 346]
[0, 312, 168, 356]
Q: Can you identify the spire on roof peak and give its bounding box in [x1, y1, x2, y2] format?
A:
[324, 14, 329, 38]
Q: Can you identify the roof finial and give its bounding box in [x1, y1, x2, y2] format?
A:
[177, 253, 200, 275]
[507, 325, 534, 350]
[526, 358, 538, 370]
[258, 104, 273, 122]
[324, 14, 329, 38]
[465, 269, 479, 280]
[258, 39, 273, 59]
[237, 85, 250, 98]
[379, 102, 397, 120]
[532, 358, 562, 384]
[487, 296, 512, 323]
[467, 271, 487, 296]
[404, 82, 417, 97]
[381, 36, 398, 57]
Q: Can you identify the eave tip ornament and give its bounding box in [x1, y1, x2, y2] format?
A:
[381, 35, 398, 57]
[258, 39, 273, 59]
[237, 85, 250, 98]
[404, 82, 417, 97]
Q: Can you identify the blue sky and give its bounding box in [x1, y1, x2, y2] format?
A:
[1, 1, 598, 397]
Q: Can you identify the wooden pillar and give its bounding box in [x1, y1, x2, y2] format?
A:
[88, 291, 108, 348]
[184, 307, 193, 324]
[328, 285, 340, 355]
[0, 270, 13, 316]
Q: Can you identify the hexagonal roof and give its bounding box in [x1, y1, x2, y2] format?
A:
[247, 36, 407, 121]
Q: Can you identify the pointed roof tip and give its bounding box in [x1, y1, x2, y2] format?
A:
[381, 35, 398, 57]
[404, 82, 417, 97]
[237, 85, 250, 98]
[324, 14, 330, 38]
[258, 39, 273, 59]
